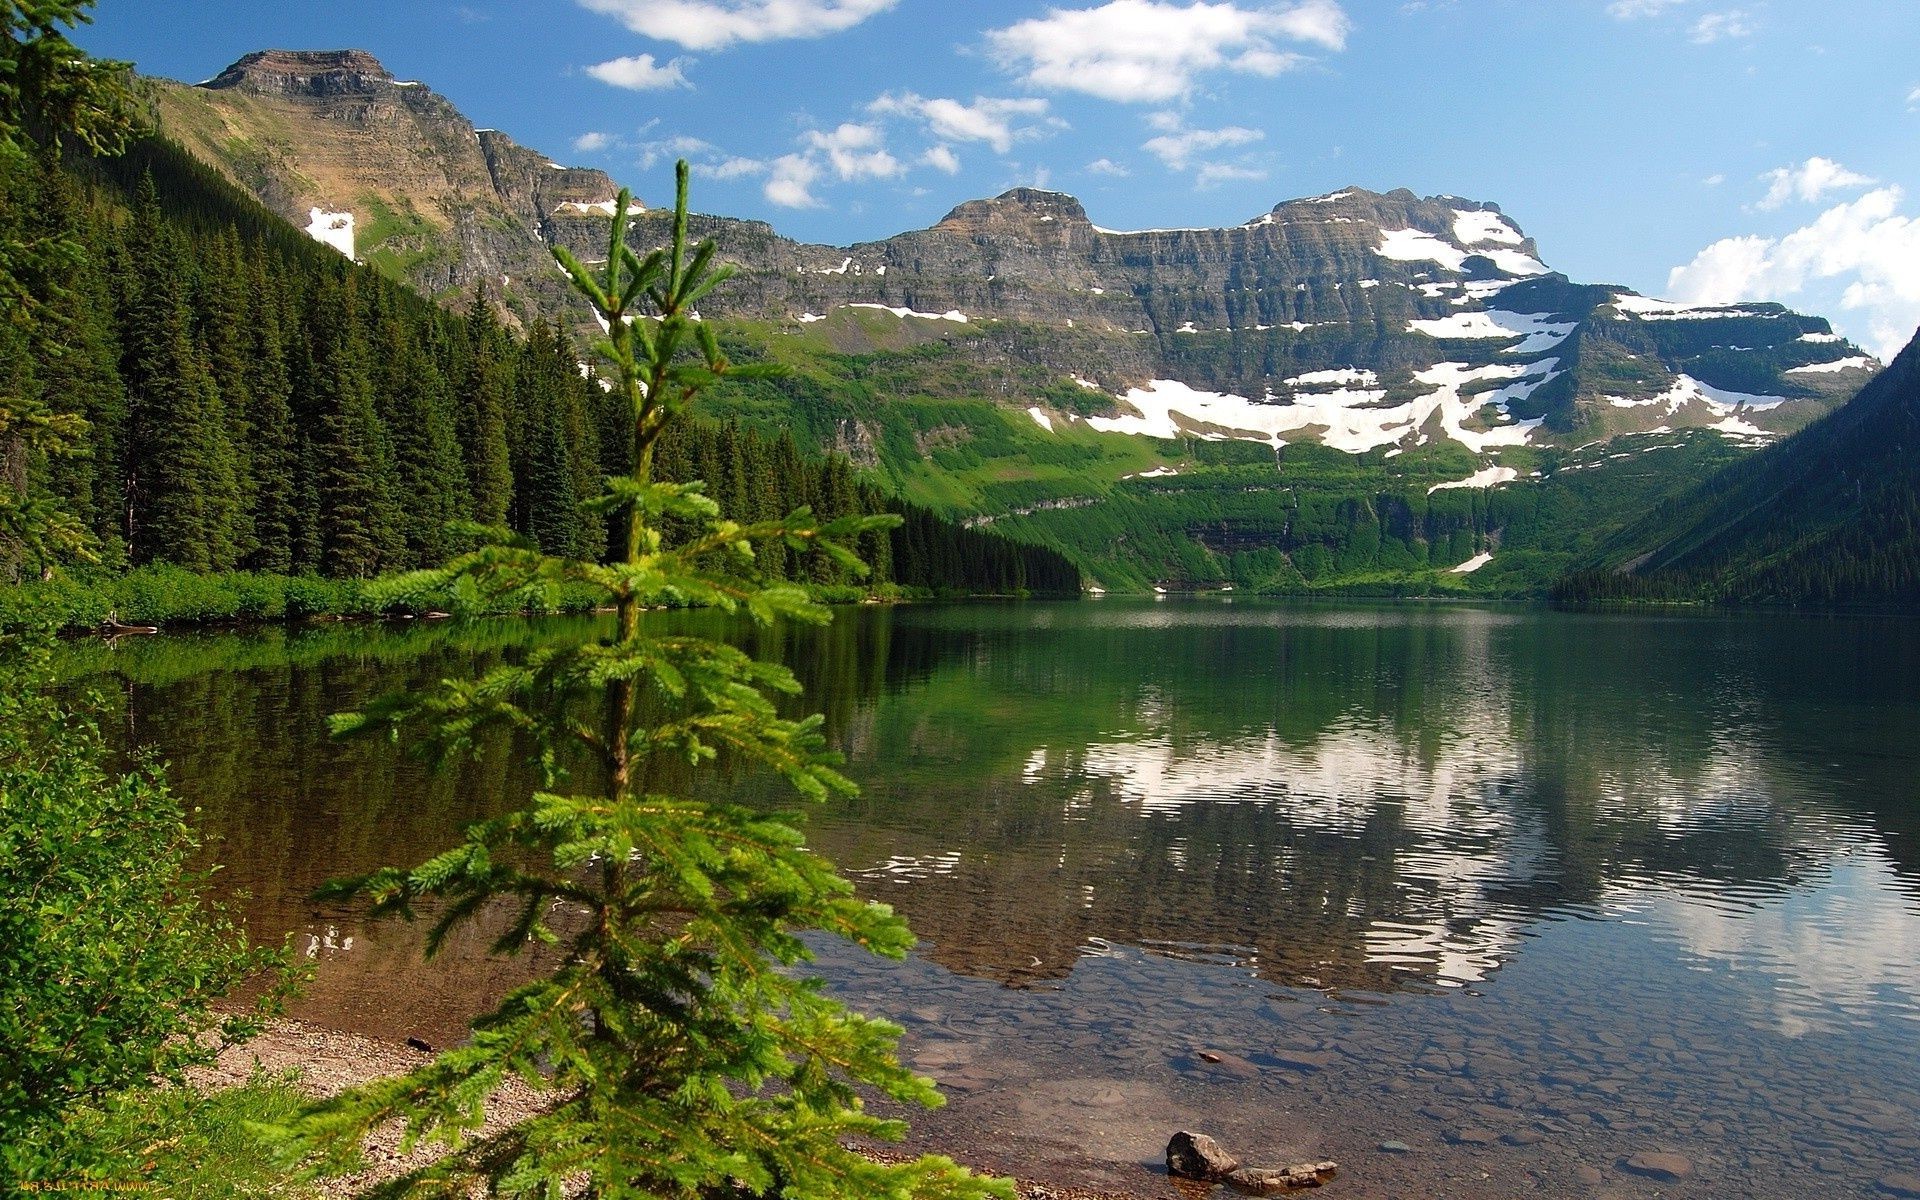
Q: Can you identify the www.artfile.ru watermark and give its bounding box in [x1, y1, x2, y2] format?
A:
[20, 1182, 154, 1193]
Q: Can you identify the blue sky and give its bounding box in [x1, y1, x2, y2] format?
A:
[83, 0, 1920, 356]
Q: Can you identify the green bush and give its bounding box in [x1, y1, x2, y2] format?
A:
[0, 630, 291, 1185]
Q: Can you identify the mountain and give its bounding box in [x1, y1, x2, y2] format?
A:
[1562, 328, 1920, 605]
[143, 50, 1884, 594]
[151, 52, 1872, 454]
[148, 50, 623, 327]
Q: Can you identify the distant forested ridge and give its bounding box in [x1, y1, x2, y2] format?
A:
[1556, 328, 1920, 607]
[0, 136, 1077, 597]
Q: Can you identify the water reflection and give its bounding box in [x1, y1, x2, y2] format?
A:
[58, 600, 1920, 1194]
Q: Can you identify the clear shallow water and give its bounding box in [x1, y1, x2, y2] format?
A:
[66, 601, 1920, 1197]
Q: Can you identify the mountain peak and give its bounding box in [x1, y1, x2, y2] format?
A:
[203, 50, 400, 97]
[935, 188, 1090, 234]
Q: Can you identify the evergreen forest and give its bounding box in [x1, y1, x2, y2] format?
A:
[0, 135, 1078, 606]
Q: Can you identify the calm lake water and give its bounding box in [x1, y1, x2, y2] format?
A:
[65, 600, 1920, 1197]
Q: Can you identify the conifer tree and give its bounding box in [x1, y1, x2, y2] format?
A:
[121, 176, 242, 570]
[458, 286, 515, 527]
[375, 314, 464, 565]
[270, 164, 1011, 1200]
[303, 271, 393, 577]
[242, 256, 298, 574]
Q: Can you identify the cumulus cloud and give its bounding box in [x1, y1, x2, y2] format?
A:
[986, 0, 1349, 104]
[577, 0, 897, 50]
[1907, 86, 1920, 110]
[572, 131, 612, 153]
[585, 54, 691, 90]
[1667, 186, 1920, 360]
[756, 122, 907, 208]
[1142, 121, 1263, 170]
[1086, 157, 1131, 177]
[704, 156, 768, 180]
[764, 153, 823, 207]
[636, 134, 718, 170]
[1757, 157, 1875, 211]
[802, 122, 905, 182]
[869, 92, 1055, 155]
[1690, 9, 1754, 42]
[922, 145, 962, 174]
[1196, 162, 1267, 188]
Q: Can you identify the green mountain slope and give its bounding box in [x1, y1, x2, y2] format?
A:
[140, 49, 1887, 595]
[1562, 329, 1920, 605]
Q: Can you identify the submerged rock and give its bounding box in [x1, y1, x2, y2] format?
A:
[1622, 1152, 1695, 1181]
[1166, 1130, 1239, 1181]
[1225, 1162, 1340, 1194]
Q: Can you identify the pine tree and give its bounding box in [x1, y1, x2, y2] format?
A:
[242, 255, 297, 574]
[302, 271, 390, 578]
[121, 175, 242, 570]
[458, 286, 514, 527]
[270, 164, 1010, 1200]
[374, 314, 464, 565]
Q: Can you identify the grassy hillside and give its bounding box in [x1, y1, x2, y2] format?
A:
[1561, 335, 1920, 606]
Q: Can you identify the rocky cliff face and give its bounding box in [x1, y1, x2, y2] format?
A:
[150, 50, 624, 322]
[155, 51, 1876, 460]
[597, 184, 1872, 453]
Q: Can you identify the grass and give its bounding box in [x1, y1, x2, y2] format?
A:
[27, 1074, 316, 1199]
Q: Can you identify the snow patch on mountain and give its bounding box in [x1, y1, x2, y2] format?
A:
[1786, 356, 1875, 374]
[1285, 368, 1379, 388]
[1409, 310, 1576, 352]
[1452, 210, 1524, 247]
[847, 303, 970, 322]
[1430, 467, 1519, 495]
[304, 208, 355, 259]
[1378, 227, 1469, 271]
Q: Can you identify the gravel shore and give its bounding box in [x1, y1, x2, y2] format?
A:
[199, 1017, 1156, 1200]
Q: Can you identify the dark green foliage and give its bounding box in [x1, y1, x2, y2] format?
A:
[1573, 335, 1920, 606]
[0, 630, 289, 1187]
[122, 174, 244, 570]
[0, 133, 1073, 604]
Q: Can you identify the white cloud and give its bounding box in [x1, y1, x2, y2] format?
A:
[1086, 157, 1131, 177]
[802, 122, 904, 181]
[1142, 123, 1263, 170]
[1667, 186, 1920, 360]
[585, 54, 690, 90]
[1907, 86, 1920, 110]
[922, 145, 962, 175]
[1757, 157, 1875, 211]
[704, 156, 767, 180]
[1606, 0, 1688, 16]
[1703, 173, 1725, 186]
[577, 0, 898, 50]
[1196, 162, 1267, 188]
[572, 131, 612, 153]
[1690, 9, 1754, 42]
[869, 92, 1054, 155]
[986, 0, 1348, 104]
[765, 153, 823, 208]
[638, 134, 717, 170]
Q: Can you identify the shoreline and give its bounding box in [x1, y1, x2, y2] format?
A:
[197, 1017, 1157, 1200]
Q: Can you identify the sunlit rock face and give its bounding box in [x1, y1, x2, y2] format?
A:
[148, 56, 1871, 454]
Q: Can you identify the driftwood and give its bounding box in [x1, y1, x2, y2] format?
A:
[1166, 1131, 1337, 1193]
[101, 609, 159, 635]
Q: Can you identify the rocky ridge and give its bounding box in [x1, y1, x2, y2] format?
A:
[153, 51, 1878, 464]
[150, 50, 624, 322]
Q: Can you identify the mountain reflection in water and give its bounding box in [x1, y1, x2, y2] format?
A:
[62, 600, 1920, 1196]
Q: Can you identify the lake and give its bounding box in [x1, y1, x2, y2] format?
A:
[65, 600, 1920, 1198]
